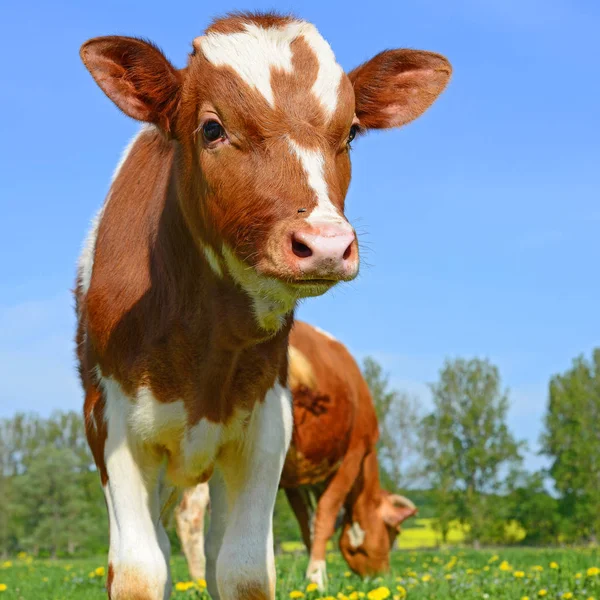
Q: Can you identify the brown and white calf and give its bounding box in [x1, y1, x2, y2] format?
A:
[76, 12, 450, 600]
[176, 322, 417, 589]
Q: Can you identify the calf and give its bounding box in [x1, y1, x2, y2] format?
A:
[76, 12, 450, 600]
[176, 322, 417, 589]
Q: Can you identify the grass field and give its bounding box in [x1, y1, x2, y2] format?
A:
[1, 548, 599, 600]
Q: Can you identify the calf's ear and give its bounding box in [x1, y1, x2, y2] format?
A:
[80, 36, 181, 133]
[348, 49, 451, 130]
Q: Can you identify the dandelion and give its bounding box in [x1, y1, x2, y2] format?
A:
[395, 586, 407, 599]
[290, 592, 305, 599]
[514, 571, 525, 578]
[521, 597, 530, 600]
[175, 582, 195, 592]
[532, 566, 544, 572]
[421, 574, 432, 583]
[550, 562, 559, 570]
[587, 567, 600, 577]
[0, 584, 6, 593]
[538, 590, 548, 597]
[306, 583, 319, 593]
[197, 579, 207, 588]
[366, 587, 390, 600]
[489, 555, 500, 563]
[1, 562, 11, 569]
[95, 566, 105, 577]
[562, 593, 573, 599]
[576, 573, 582, 579]
[499, 561, 512, 572]
[344, 572, 352, 578]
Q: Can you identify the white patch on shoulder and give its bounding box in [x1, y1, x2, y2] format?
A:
[311, 325, 338, 342]
[77, 126, 154, 297]
[222, 244, 296, 332]
[199, 21, 342, 115]
[347, 521, 366, 549]
[288, 139, 346, 226]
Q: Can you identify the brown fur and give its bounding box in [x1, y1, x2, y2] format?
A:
[282, 322, 416, 576]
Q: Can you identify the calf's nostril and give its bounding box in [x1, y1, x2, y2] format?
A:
[292, 236, 313, 259]
[342, 242, 353, 261]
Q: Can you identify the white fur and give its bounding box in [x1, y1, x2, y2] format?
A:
[312, 325, 338, 342]
[306, 559, 328, 591]
[200, 21, 342, 115]
[222, 244, 296, 331]
[288, 139, 347, 227]
[347, 521, 366, 548]
[200, 23, 296, 106]
[202, 244, 224, 277]
[101, 376, 171, 600]
[128, 388, 187, 448]
[214, 382, 293, 599]
[294, 22, 343, 118]
[77, 126, 152, 297]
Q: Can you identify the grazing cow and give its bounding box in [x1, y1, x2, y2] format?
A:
[176, 322, 417, 589]
[76, 12, 450, 600]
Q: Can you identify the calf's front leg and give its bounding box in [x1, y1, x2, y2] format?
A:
[215, 383, 293, 600]
[101, 382, 172, 600]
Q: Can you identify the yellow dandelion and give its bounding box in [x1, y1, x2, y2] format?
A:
[531, 565, 544, 572]
[514, 571, 525, 578]
[175, 582, 195, 592]
[349, 592, 359, 600]
[17, 552, 27, 560]
[521, 597, 530, 600]
[290, 592, 305, 599]
[538, 590, 548, 597]
[344, 571, 352, 577]
[483, 566, 490, 571]
[588, 567, 600, 577]
[489, 555, 500, 563]
[1, 562, 11, 569]
[550, 562, 559, 570]
[562, 593, 573, 599]
[0, 585, 6, 593]
[421, 574, 432, 583]
[197, 579, 207, 588]
[366, 587, 391, 600]
[499, 560, 512, 572]
[444, 574, 454, 580]
[306, 583, 319, 593]
[396, 586, 407, 600]
[95, 566, 105, 577]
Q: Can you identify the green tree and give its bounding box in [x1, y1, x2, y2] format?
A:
[542, 349, 600, 543]
[362, 357, 422, 491]
[10, 447, 95, 557]
[421, 358, 524, 547]
[507, 471, 561, 545]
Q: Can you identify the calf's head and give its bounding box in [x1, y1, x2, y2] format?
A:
[339, 491, 417, 576]
[80, 13, 451, 328]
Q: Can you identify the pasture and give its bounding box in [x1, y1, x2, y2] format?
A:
[1, 548, 598, 600]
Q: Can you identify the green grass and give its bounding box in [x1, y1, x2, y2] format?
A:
[1, 548, 599, 600]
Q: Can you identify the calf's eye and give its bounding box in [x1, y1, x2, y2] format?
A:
[202, 120, 226, 143]
[347, 124, 359, 145]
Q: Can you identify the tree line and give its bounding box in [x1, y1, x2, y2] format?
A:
[0, 348, 598, 557]
[368, 349, 600, 547]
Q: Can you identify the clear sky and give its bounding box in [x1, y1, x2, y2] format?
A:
[1, 0, 599, 472]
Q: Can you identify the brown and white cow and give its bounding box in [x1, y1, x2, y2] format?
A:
[176, 322, 417, 589]
[76, 12, 450, 600]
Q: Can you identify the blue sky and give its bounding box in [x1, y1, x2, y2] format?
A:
[1, 0, 599, 472]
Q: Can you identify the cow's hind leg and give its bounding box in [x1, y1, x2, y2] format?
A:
[102, 384, 171, 600]
[215, 383, 293, 600]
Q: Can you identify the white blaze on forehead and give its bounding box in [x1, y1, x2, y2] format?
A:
[288, 139, 347, 226]
[199, 21, 343, 116]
